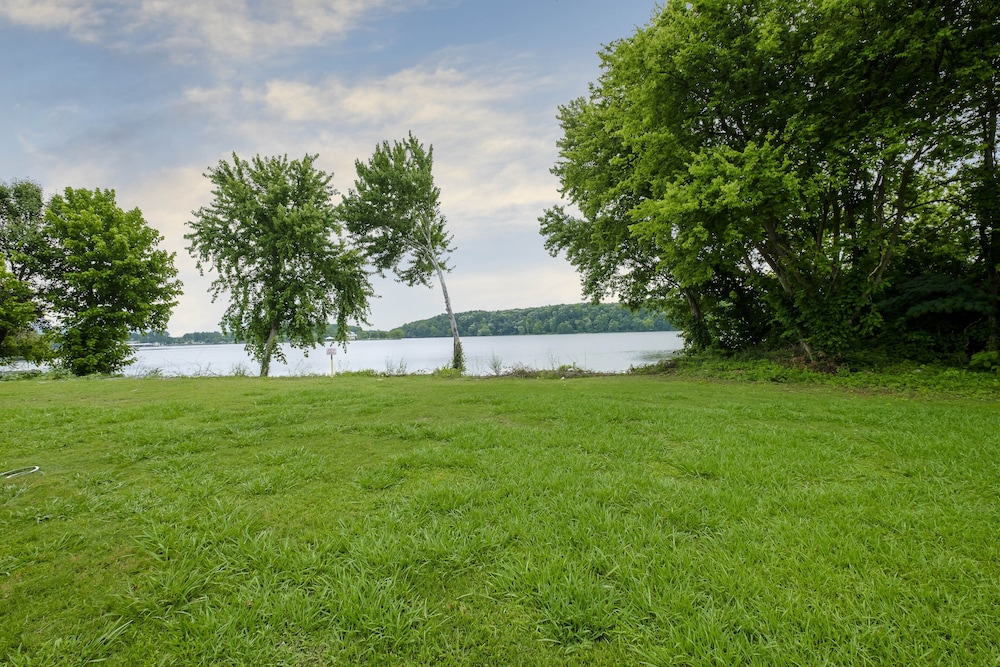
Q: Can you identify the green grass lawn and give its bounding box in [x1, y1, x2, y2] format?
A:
[2, 375, 998, 665]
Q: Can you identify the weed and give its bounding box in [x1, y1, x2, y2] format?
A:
[488, 352, 504, 376]
[969, 350, 1000, 372]
[230, 362, 250, 377]
[384, 358, 408, 376]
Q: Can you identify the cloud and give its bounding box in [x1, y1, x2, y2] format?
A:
[0, 0, 100, 35]
[182, 62, 565, 235]
[452, 266, 583, 313]
[161, 59, 578, 332]
[114, 166, 228, 335]
[0, 0, 422, 60]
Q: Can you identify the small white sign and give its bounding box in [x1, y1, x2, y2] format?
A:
[326, 347, 337, 356]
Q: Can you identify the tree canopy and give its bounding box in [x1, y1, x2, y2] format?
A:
[0, 265, 49, 365]
[0, 178, 46, 283]
[38, 188, 182, 375]
[0, 179, 49, 364]
[339, 133, 464, 370]
[542, 0, 999, 363]
[186, 153, 372, 377]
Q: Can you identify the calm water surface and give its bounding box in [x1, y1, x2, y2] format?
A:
[126, 332, 684, 377]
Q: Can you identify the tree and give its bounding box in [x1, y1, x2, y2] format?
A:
[0, 178, 46, 282]
[954, 0, 1000, 350]
[38, 188, 182, 375]
[339, 133, 464, 370]
[1, 179, 49, 364]
[0, 266, 50, 365]
[186, 153, 372, 377]
[542, 0, 990, 361]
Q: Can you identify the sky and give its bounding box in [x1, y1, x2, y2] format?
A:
[0, 0, 658, 334]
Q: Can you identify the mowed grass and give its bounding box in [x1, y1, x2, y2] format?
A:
[1, 375, 998, 666]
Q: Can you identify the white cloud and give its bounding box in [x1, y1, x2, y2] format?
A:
[0, 0, 420, 59]
[16, 133, 115, 193]
[160, 59, 579, 332]
[0, 0, 100, 35]
[112, 166, 226, 335]
[183, 62, 564, 236]
[451, 266, 583, 313]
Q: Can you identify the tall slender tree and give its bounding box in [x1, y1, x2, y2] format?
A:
[186, 153, 372, 377]
[339, 134, 464, 370]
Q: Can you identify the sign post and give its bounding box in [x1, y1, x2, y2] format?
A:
[326, 346, 337, 376]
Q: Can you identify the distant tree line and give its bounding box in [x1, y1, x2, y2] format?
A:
[397, 304, 674, 338]
[130, 304, 673, 344]
[130, 331, 235, 345]
[132, 327, 399, 345]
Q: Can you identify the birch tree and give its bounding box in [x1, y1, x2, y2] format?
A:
[339, 134, 464, 370]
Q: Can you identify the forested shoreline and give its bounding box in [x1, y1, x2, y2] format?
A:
[128, 303, 673, 344]
[395, 303, 673, 338]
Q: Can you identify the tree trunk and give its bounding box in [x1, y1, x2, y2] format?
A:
[260, 324, 277, 377]
[433, 261, 463, 370]
[983, 78, 999, 351]
[683, 289, 711, 350]
[419, 215, 463, 370]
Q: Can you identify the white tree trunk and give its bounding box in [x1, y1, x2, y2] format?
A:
[433, 260, 463, 370]
[260, 324, 277, 377]
[419, 215, 463, 370]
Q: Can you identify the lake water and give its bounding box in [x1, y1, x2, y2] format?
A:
[125, 331, 685, 377]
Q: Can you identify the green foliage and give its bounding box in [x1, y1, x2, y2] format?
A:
[339, 133, 452, 288]
[0, 178, 46, 282]
[0, 266, 50, 365]
[399, 303, 674, 338]
[0, 179, 51, 365]
[542, 0, 999, 361]
[38, 188, 181, 375]
[430, 366, 463, 379]
[875, 275, 993, 362]
[969, 351, 1000, 372]
[339, 134, 464, 370]
[186, 153, 372, 377]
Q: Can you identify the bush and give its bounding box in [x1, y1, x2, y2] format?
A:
[969, 350, 1000, 372]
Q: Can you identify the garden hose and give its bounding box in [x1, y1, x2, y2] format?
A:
[2, 466, 40, 479]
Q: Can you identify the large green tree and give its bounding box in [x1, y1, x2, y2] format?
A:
[0, 179, 49, 364]
[956, 0, 1000, 350]
[186, 153, 372, 377]
[339, 133, 464, 370]
[39, 188, 182, 375]
[542, 0, 993, 360]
